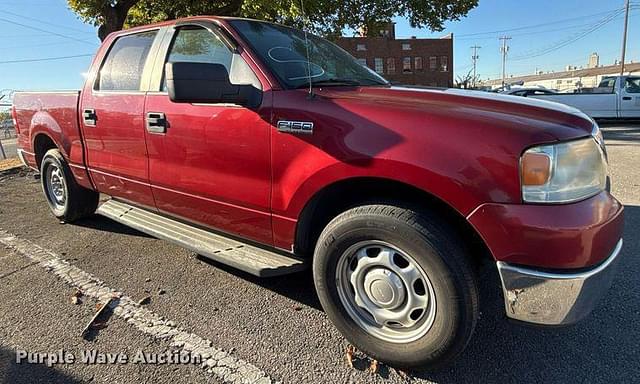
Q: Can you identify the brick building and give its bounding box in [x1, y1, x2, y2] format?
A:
[336, 23, 453, 87]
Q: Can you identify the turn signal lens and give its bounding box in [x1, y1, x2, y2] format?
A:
[521, 152, 551, 186]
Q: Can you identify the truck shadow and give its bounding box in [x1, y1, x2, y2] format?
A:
[0, 346, 83, 384]
[74, 215, 152, 239]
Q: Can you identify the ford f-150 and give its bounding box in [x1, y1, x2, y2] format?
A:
[12, 17, 624, 369]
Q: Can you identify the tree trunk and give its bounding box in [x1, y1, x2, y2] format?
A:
[97, 0, 139, 41]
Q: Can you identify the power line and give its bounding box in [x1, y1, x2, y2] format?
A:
[0, 38, 97, 50]
[456, 14, 628, 41]
[0, 54, 93, 64]
[456, 8, 624, 37]
[510, 10, 624, 61]
[0, 17, 95, 45]
[2, 10, 92, 33]
[0, 32, 92, 38]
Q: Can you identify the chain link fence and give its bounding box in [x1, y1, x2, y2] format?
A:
[0, 121, 17, 160]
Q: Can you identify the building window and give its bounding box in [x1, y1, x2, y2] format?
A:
[402, 43, 411, 51]
[387, 58, 395, 74]
[357, 58, 367, 67]
[440, 56, 448, 72]
[374, 58, 384, 74]
[402, 57, 412, 73]
[356, 44, 366, 51]
[414, 57, 423, 71]
[429, 56, 437, 71]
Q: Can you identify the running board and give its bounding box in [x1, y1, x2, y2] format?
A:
[96, 199, 307, 277]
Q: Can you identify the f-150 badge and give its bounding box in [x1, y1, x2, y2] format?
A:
[277, 120, 314, 134]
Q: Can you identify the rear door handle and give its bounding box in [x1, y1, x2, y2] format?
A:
[622, 96, 632, 101]
[146, 112, 167, 134]
[83, 109, 97, 126]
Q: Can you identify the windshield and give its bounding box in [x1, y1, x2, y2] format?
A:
[229, 19, 389, 89]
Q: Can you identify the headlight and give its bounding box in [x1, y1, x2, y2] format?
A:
[520, 136, 607, 203]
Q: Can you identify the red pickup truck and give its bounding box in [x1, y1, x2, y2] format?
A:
[13, 17, 624, 368]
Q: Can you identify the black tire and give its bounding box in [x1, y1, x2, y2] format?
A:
[40, 148, 99, 222]
[313, 204, 478, 369]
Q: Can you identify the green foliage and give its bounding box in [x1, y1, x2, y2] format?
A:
[0, 111, 11, 122]
[67, 0, 478, 40]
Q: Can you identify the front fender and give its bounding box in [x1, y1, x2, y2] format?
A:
[275, 158, 480, 220]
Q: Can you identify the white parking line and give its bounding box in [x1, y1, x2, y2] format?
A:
[0, 229, 276, 384]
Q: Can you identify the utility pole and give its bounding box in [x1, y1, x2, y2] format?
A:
[471, 45, 481, 88]
[620, 0, 630, 75]
[499, 36, 511, 89]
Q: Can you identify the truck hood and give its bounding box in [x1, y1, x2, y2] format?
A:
[314, 86, 595, 142]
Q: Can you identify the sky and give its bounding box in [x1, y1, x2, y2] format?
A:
[0, 0, 638, 92]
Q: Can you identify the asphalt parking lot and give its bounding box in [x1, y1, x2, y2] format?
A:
[0, 124, 638, 384]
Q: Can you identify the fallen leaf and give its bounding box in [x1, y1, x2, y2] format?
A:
[138, 296, 152, 305]
[346, 345, 355, 368]
[70, 289, 83, 305]
[82, 297, 115, 338]
[370, 359, 379, 374]
[397, 369, 410, 381]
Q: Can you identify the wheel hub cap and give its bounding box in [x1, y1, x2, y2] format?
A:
[336, 241, 437, 343]
[45, 164, 66, 209]
[363, 268, 405, 309]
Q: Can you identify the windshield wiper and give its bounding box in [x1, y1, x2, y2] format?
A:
[295, 78, 362, 88]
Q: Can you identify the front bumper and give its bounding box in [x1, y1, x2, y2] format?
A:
[497, 239, 623, 325]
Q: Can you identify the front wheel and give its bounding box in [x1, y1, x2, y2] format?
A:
[313, 204, 479, 369]
[40, 149, 99, 222]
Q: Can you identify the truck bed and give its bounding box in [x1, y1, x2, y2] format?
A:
[13, 91, 83, 169]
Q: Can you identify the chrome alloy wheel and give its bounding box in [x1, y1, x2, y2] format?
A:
[45, 163, 67, 210]
[336, 241, 437, 343]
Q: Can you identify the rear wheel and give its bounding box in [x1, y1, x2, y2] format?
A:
[40, 149, 99, 222]
[313, 204, 478, 369]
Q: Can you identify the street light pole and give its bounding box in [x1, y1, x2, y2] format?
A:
[620, 0, 630, 76]
[499, 36, 511, 89]
[471, 45, 481, 88]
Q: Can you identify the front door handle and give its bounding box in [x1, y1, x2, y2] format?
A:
[83, 109, 97, 126]
[622, 96, 632, 101]
[146, 112, 167, 134]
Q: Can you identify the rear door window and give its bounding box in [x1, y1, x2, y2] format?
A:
[97, 30, 158, 91]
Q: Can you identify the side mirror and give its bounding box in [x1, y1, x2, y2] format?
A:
[165, 62, 262, 108]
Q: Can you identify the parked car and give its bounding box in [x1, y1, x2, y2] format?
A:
[530, 75, 640, 118]
[12, 17, 624, 369]
[501, 87, 558, 97]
